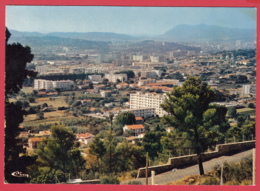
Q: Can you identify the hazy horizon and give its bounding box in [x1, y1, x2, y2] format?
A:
[6, 6, 257, 36]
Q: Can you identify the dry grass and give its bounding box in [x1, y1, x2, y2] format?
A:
[117, 171, 137, 183]
[21, 87, 34, 94]
[167, 174, 201, 185]
[31, 97, 68, 108]
[21, 111, 82, 126]
[237, 108, 255, 113]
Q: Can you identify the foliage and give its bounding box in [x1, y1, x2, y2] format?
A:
[100, 174, 120, 184]
[142, 131, 165, 159]
[127, 180, 142, 185]
[36, 111, 44, 120]
[30, 167, 66, 184]
[115, 111, 136, 126]
[214, 157, 252, 185]
[161, 77, 216, 175]
[227, 107, 237, 118]
[5, 28, 37, 96]
[227, 120, 255, 142]
[28, 96, 35, 103]
[88, 135, 106, 160]
[248, 103, 255, 108]
[36, 124, 84, 178]
[5, 28, 37, 183]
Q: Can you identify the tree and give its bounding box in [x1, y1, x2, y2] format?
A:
[161, 77, 216, 175]
[142, 132, 164, 159]
[103, 129, 117, 173]
[36, 112, 44, 120]
[248, 103, 255, 108]
[28, 96, 35, 103]
[228, 107, 237, 118]
[5, 28, 37, 183]
[88, 135, 106, 174]
[115, 111, 136, 126]
[36, 124, 83, 180]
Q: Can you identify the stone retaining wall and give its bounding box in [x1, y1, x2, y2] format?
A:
[137, 140, 255, 178]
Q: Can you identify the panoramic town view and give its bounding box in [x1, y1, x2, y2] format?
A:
[5, 6, 256, 185]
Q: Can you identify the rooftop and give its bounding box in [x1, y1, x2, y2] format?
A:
[125, 124, 145, 130]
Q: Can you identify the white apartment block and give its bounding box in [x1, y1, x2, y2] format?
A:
[132, 62, 167, 69]
[242, 84, 256, 96]
[69, 67, 86, 74]
[105, 73, 128, 83]
[141, 70, 163, 78]
[150, 55, 165, 62]
[34, 79, 74, 90]
[130, 92, 168, 117]
[88, 75, 102, 82]
[36, 65, 51, 74]
[120, 108, 156, 118]
[132, 55, 149, 62]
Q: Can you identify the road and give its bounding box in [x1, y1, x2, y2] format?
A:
[122, 149, 253, 185]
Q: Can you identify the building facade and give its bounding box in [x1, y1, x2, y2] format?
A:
[120, 107, 156, 118]
[130, 92, 168, 117]
[104, 73, 128, 83]
[34, 79, 74, 90]
[242, 84, 256, 96]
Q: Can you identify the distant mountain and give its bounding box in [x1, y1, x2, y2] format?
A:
[161, 24, 256, 42]
[47, 32, 138, 41]
[9, 30, 139, 41]
[8, 24, 256, 44]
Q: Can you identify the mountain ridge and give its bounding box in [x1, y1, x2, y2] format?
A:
[8, 24, 256, 42]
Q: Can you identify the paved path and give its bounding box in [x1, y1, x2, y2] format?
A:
[122, 149, 253, 185]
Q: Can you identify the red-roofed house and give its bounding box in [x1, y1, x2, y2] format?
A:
[28, 137, 43, 149]
[76, 133, 95, 145]
[116, 82, 128, 89]
[135, 116, 144, 124]
[123, 124, 145, 136]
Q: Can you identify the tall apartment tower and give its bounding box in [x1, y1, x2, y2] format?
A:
[130, 92, 168, 117]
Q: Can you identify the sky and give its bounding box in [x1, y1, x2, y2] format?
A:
[5, 6, 257, 36]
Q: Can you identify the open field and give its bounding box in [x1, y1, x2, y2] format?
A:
[30, 97, 68, 108]
[21, 111, 84, 126]
[21, 87, 34, 94]
[237, 108, 256, 116]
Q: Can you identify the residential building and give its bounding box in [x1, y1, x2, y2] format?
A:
[242, 84, 256, 96]
[34, 79, 74, 90]
[130, 92, 168, 117]
[100, 90, 112, 97]
[116, 82, 128, 89]
[76, 133, 95, 145]
[135, 116, 144, 124]
[28, 137, 43, 149]
[88, 75, 102, 83]
[119, 108, 156, 118]
[105, 73, 128, 83]
[132, 62, 167, 69]
[123, 124, 145, 136]
[36, 65, 51, 74]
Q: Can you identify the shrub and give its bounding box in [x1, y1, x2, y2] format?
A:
[127, 180, 142, 185]
[100, 174, 120, 184]
[130, 171, 138, 178]
[248, 103, 255, 108]
[201, 176, 220, 185]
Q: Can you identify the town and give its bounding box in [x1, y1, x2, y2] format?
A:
[5, 6, 256, 186]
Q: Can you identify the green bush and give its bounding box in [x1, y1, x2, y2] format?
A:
[130, 171, 138, 178]
[127, 180, 142, 185]
[100, 174, 120, 184]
